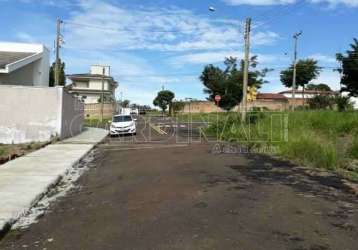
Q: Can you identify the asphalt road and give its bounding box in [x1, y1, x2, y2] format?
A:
[0, 115, 357, 250]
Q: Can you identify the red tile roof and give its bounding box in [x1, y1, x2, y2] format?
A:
[257, 93, 287, 100]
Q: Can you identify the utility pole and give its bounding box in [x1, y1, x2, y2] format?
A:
[292, 31, 302, 110]
[55, 18, 63, 86]
[100, 67, 105, 122]
[241, 17, 251, 122]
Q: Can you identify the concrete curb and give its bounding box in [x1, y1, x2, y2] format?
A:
[0, 127, 108, 236]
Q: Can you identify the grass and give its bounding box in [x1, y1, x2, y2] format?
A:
[203, 110, 358, 181]
[84, 118, 111, 129]
[0, 142, 48, 165]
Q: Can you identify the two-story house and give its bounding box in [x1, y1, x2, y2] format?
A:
[67, 65, 118, 104]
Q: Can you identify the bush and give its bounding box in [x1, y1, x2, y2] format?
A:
[280, 137, 337, 170]
[308, 95, 334, 110]
[335, 95, 353, 112]
[349, 136, 358, 159]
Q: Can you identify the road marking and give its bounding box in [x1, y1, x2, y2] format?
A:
[149, 123, 168, 135]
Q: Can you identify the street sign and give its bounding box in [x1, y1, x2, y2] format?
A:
[214, 95, 221, 103]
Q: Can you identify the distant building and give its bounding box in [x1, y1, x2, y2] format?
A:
[279, 89, 338, 106]
[250, 93, 288, 110]
[0, 42, 49, 86]
[180, 93, 289, 113]
[67, 65, 118, 104]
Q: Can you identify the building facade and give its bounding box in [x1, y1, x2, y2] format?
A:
[67, 65, 118, 104]
[0, 42, 49, 86]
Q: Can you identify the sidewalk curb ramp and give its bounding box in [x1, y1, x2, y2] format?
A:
[0, 127, 108, 237]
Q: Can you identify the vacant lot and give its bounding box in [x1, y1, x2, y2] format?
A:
[200, 111, 358, 181]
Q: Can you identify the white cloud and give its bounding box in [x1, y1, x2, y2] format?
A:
[310, 0, 358, 7]
[170, 51, 288, 67]
[16, 32, 37, 43]
[311, 69, 341, 90]
[222, 0, 358, 6]
[223, 0, 295, 5]
[63, 0, 279, 52]
[308, 53, 337, 64]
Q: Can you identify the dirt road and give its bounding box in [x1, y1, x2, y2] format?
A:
[1, 116, 357, 250]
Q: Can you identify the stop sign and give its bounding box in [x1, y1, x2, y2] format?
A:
[214, 95, 221, 103]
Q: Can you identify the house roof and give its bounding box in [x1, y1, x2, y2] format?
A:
[67, 73, 117, 85]
[279, 89, 337, 95]
[67, 73, 114, 80]
[0, 42, 47, 74]
[0, 52, 35, 69]
[257, 93, 287, 100]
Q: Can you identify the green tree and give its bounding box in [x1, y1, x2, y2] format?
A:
[280, 59, 322, 96]
[336, 38, 358, 97]
[200, 56, 270, 111]
[172, 101, 185, 114]
[308, 95, 334, 110]
[153, 90, 175, 113]
[49, 59, 66, 87]
[306, 83, 331, 91]
[335, 96, 353, 112]
[119, 99, 130, 108]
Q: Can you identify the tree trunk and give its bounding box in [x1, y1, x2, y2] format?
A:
[302, 86, 305, 106]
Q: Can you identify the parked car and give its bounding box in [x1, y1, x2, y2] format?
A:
[120, 108, 131, 115]
[130, 108, 139, 115]
[109, 115, 137, 136]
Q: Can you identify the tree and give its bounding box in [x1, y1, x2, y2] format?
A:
[306, 83, 331, 91]
[335, 96, 353, 112]
[336, 38, 358, 97]
[49, 59, 66, 87]
[280, 59, 322, 96]
[308, 95, 334, 110]
[118, 99, 130, 108]
[172, 101, 185, 114]
[153, 90, 175, 113]
[200, 56, 270, 111]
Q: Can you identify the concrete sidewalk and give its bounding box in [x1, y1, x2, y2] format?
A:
[0, 127, 108, 233]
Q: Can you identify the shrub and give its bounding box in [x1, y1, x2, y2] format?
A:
[349, 136, 358, 159]
[335, 95, 353, 112]
[308, 95, 334, 110]
[280, 137, 337, 170]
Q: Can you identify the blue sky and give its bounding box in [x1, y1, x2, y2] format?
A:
[1, 0, 357, 105]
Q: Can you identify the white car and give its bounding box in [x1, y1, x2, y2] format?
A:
[110, 115, 137, 136]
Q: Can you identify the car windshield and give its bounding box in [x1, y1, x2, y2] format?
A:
[113, 116, 132, 122]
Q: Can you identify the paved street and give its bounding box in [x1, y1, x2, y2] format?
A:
[0, 116, 357, 250]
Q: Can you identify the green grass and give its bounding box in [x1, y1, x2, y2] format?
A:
[84, 118, 111, 129]
[204, 110, 358, 181]
[349, 135, 358, 159]
[0, 146, 6, 157]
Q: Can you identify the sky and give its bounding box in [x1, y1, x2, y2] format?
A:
[0, 0, 357, 105]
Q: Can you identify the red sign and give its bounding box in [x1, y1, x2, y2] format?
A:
[214, 95, 221, 103]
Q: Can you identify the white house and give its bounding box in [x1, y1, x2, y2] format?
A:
[0, 42, 49, 86]
[66, 65, 118, 104]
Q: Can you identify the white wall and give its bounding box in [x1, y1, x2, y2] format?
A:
[89, 79, 110, 90]
[0, 85, 83, 144]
